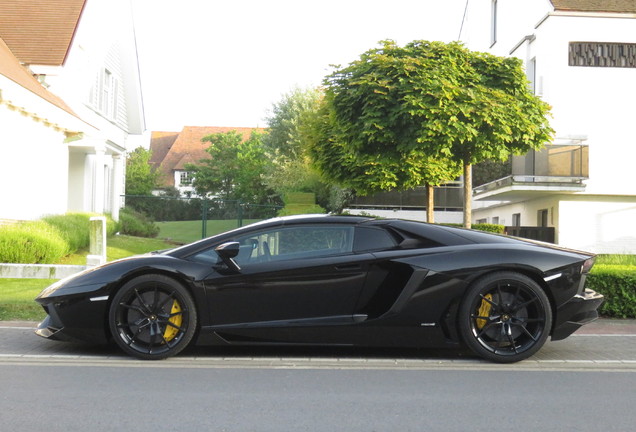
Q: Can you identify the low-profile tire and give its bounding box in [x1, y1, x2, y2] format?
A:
[109, 274, 197, 360]
[458, 271, 552, 363]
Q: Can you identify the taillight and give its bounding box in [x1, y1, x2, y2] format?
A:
[581, 257, 595, 274]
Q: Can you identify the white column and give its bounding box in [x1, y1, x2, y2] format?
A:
[111, 154, 123, 221]
[93, 145, 106, 214]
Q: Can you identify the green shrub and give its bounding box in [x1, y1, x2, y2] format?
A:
[588, 265, 636, 318]
[42, 213, 119, 251]
[119, 208, 159, 237]
[596, 254, 636, 266]
[0, 221, 68, 264]
[42, 213, 91, 252]
[441, 223, 506, 234]
[277, 204, 326, 217]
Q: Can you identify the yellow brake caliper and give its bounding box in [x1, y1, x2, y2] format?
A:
[476, 294, 493, 329]
[163, 299, 182, 342]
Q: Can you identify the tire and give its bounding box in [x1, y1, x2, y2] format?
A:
[458, 272, 552, 363]
[109, 274, 197, 360]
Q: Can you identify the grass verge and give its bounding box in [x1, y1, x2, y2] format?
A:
[0, 235, 176, 321]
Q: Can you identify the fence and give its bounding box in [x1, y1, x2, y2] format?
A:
[123, 195, 283, 242]
[505, 226, 555, 243]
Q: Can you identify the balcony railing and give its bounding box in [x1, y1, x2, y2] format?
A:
[350, 184, 463, 211]
[474, 143, 589, 197]
[512, 143, 589, 178]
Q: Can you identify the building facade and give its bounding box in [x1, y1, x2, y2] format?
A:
[0, 0, 144, 222]
[460, 0, 636, 253]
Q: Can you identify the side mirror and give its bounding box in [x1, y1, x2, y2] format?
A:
[215, 242, 241, 273]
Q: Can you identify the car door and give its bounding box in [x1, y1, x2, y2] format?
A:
[197, 224, 374, 340]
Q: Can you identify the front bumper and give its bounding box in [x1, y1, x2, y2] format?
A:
[551, 288, 605, 341]
[34, 295, 111, 344]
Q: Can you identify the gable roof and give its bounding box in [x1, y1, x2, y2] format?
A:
[148, 131, 179, 168]
[151, 126, 266, 187]
[0, 36, 78, 119]
[0, 0, 86, 66]
[551, 0, 636, 13]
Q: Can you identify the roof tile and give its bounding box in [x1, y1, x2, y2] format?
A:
[0, 0, 86, 66]
[551, 0, 636, 13]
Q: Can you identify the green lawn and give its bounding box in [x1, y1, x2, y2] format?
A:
[0, 235, 177, 321]
[157, 219, 262, 244]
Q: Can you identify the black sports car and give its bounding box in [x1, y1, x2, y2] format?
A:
[35, 215, 603, 363]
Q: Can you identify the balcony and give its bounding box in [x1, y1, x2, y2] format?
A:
[349, 183, 463, 211]
[473, 142, 589, 202]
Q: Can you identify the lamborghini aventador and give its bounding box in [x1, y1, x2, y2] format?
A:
[35, 214, 604, 362]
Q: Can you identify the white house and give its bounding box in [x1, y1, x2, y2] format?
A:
[460, 0, 636, 254]
[0, 0, 144, 222]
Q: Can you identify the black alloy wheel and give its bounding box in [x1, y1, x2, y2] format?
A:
[458, 272, 552, 363]
[109, 274, 197, 360]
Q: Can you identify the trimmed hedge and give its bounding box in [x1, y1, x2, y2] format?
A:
[0, 213, 119, 264]
[42, 213, 118, 252]
[441, 223, 506, 234]
[0, 221, 69, 264]
[588, 265, 636, 318]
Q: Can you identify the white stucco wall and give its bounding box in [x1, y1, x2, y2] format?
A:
[558, 197, 636, 254]
[472, 196, 560, 228]
[0, 106, 69, 220]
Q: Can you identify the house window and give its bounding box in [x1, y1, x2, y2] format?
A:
[512, 213, 521, 227]
[90, 68, 118, 119]
[527, 57, 537, 94]
[492, 216, 499, 224]
[569, 42, 636, 68]
[490, 0, 498, 47]
[476, 218, 488, 224]
[178, 171, 193, 186]
[537, 209, 548, 227]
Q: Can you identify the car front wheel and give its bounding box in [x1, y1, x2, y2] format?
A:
[109, 274, 197, 360]
[458, 272, 552, 363]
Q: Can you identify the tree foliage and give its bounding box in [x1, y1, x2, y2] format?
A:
[185, 130, 277, 204]
[312, 40, 553, 226]
[264, 88, 346, 212]
[125, 146, 159, 196]
[264, 87, 322, 160]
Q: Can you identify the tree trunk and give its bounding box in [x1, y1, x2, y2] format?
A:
[463, 163, 472, 229]
[426, 183, 434, 223]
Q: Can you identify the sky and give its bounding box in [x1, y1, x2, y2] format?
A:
[131, 0, 467, 133]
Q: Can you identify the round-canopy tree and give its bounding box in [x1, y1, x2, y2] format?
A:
[314, 40, 553, 227]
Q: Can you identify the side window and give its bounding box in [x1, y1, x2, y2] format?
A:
[235, 225, 354, 265]
[188, 225, 355, 266]
[353, 227, 397, 252]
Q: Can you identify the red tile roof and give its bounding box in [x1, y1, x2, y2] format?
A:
[148, 131, 179, 168]
[0, 36, 78, 119]
[151, 126, 266, 188]
[0, 0, 86, 66]
[551, 0, 636, 13]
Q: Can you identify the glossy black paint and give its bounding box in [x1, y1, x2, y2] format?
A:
[35, 215, 604, 360]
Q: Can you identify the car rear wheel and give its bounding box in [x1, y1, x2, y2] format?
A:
[458, 272, 552, 363]
[109, 275, 197, 360]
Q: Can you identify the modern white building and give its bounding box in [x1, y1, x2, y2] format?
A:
[460, 0, 636, 253]
[0, 0, 144, 222]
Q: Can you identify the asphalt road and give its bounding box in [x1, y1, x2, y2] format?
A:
[1, 320, 635, 431]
